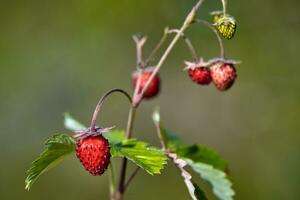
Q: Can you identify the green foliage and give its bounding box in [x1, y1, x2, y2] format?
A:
[103, 130, 126, 145]
[183, 174, 208, 200]
[64, 113, 167, 175]
[25, 134, 76, 191]
[64, 113, 126, 145]
[177, 145, 227, 171]
[160, 127, 185, 151]
[185, 159, 235, 200]
[153, 110, 234, 200]
[111, 139, 168, 175]
[160, 126, 227, 172]
[26, 113, 166, 191]
[64, 113, 86, 132]
[170, 154, 207, 200]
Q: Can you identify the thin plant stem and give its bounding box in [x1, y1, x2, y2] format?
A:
[123, 167, 140, 191]
[133, 35, 147, 68]
[154, 121, 166, 150]
[167, 29, 199, 62]
[145, 27, 169, 65]
[194, 19, 225, 58]
[115, 36, 146, 195]
[90, 89, 132, 131]
[109, 162, 116, 197]
[116, 101, 137, 196]
[139, 0, 205, 99]
[221, 0, 227, 15]
[146, 28, 199, 64]
[114, 1, 206, 199]
[115, 105, 137, 194]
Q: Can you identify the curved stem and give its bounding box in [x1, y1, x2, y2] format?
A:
[221, 0, 227, 15]
[90, 89, 132, 131]
[194, 19, 225, 58]
[167, 29, 199, 62]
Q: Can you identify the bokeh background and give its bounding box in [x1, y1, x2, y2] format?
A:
[1, 0, 299, 199]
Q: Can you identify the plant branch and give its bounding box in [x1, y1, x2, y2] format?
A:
[113, 1, 205, 199]
[145, 27, 169, 65]
[117, 105, 137, 196]
[139, 0, 205, 100]
[124, 167, 140, 191]
[153, 109, 166, 150]
[133, 35, 147, 68]
[109, 162, 116, 197]
[90, 89, 132, 131]
[115, 34, 148, 200]
[167, 29, 199, 62]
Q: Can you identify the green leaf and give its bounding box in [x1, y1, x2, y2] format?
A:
[152, 110, 227, 171]
[103, 130, 126, 145]
[160, 127, 185, 151]
[111, 139, 168, 175]
[153, 110, 234, 200]
[178, 145, 227, 171]
[185, 159, 235, 200]
[64, 113, 86, 131]
[25, 134, 76, 191]
[159, 127, 227, 172]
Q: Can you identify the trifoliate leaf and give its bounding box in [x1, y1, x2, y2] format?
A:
[185, 159, 235, 200]
[64, 113, 86, 131]
[177, 145, 227, 171]
[110, 139, 168, 175]
[25, 134, 76, 191]
[169, 152, 207, 200]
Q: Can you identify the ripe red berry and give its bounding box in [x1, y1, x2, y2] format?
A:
[210, 63, 237, 91]
[188, 67, 212, 85]
[76, 135, 110, 176]
[132, 70, 160, 99]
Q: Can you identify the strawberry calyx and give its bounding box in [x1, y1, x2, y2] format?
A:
[73, 126, 115, 140]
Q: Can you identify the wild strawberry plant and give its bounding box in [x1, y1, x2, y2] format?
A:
[25, 0, 239, 199]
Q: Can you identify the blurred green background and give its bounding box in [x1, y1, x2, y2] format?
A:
[0, 0, 299, 199]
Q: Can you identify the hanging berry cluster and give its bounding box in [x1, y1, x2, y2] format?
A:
[25, 1, 239, 200]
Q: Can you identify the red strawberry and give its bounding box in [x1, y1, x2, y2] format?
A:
[132, 69, 160, 99]
[210, 63, 237, 91]
[76, 135, 110, 176]
[188, 67, 212, 85]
